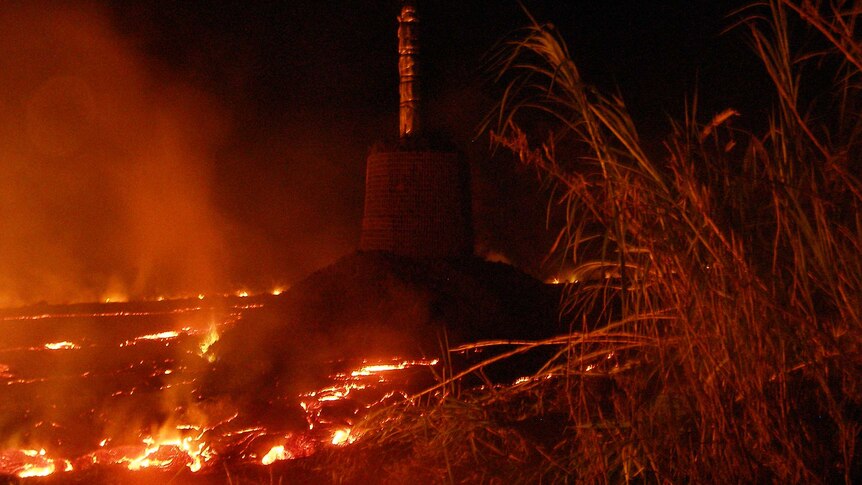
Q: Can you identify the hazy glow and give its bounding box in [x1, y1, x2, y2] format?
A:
[0, 2, 228, 307]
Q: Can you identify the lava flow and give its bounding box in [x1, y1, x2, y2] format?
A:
[0, 293, 438, 480]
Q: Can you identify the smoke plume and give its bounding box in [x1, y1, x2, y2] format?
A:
[0, 3, 228, 305]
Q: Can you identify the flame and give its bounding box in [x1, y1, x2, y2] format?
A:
[350, 361, 431, 376]
[548, 274, 579, 284]
[198, 325, 219, 362]
[260, 445, 290, 465]
[102, 293, 129, 304]
[44, 341, 80, 350]
[299, 358, 439, 442]
[2, 449, 72, 478]
[120, 330, 182, 347]
[1, 305, 206, 321]
[236, 290, 249, 298]
[1, 294, 444, 478]
[330, 428, 354, 446]
[18, 462, 55, 478]
[0, 355, 437, 477]
[118, 434, 212, 473]
[138, 331, 180, 340]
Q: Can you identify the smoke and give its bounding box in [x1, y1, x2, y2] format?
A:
[0, 3, 228, 305]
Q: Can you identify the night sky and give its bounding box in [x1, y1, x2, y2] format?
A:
[0, 1, 770, 305]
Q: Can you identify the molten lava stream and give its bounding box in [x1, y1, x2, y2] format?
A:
[0, 296, 249, 479]
[0, 449, 72, 478]
[0, 295, 442, 479]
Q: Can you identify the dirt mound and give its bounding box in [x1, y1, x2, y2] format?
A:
[205, 251, 559, 405]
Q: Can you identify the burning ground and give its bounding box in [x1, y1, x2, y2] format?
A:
[0, 251, 558, 482]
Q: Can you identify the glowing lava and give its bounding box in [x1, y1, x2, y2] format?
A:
[0, 296, 442, 479]
[0, 449, 73, 478]
[43, 341, 80, 350]
[137, 331, 180, 341]
[121, 435, 212, 473]
[330, 428, 354, 446]
[198, 325, 220, 361]
[261, 445, 290, 465]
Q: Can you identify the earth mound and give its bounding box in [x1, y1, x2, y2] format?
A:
[205, 251, 560, 405]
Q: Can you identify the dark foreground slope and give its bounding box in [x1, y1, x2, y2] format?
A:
[206, 251, 560, 405]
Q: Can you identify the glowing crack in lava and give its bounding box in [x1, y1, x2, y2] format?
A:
[0, 449, 73, 478]
[43, 341, 80, 350]
[260, 445, 289, 465]
[0, 293, 439, 478]
[107, 434, 213, 472]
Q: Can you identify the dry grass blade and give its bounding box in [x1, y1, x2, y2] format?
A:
[320, 2, 862, 483]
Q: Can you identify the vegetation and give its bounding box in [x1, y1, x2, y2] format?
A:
[317, 1, 862, 483]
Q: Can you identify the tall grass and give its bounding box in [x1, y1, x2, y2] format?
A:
[334, 1, 862, 482]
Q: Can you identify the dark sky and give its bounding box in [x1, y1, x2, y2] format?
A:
[0, 1, 770, 305]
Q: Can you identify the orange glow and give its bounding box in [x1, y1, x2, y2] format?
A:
[0, 303, 211, 322]
[116, 434, 212, 473]
[120, 330, 182, 347]
[138, 331, 180, 341]
[350, 359, 438, 377]
[548, 274, 580, 284]
[1, 449, 72, 478]
[18, 462, 55, 478]
[1, 293, 443, 478]
[0, 355, 439, 477]
[129, 330, 180, 341]
[353, 362, 410, 376]
[330, 428, 354, 446]
[261, 445, 290, 465]
[43, 341, 80, 350]
[300, 357, 439, 445]
[198, 325, 220, 362]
